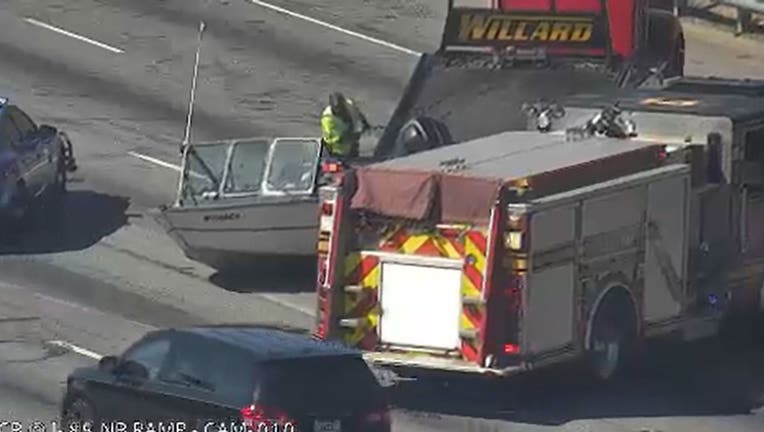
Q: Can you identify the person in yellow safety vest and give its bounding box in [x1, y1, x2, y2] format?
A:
[320, 92, 371, 159]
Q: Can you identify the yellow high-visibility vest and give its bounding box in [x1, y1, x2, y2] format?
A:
[320, 106, 352, 156]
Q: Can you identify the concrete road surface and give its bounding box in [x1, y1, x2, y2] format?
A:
[1, 0, 764, 430]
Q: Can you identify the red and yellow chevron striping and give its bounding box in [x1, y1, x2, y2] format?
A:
[379, 227, 465, 259]
[458, 230, 488, 362]
[339, 226, 491, 362]
[340, 253, 381, 349]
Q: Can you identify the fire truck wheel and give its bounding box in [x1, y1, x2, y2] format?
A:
[586, 290, 638, 381]
[589, 323, 624, 381]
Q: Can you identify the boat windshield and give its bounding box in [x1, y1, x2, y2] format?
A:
[179, 137, 321, 202]
[223, 138, 271, 195]
[264, 138, 321, 194]
[182, 142, 229, 200]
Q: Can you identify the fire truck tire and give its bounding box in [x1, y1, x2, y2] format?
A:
[588, 322, 628, 381]
[586, 288, 638, 381]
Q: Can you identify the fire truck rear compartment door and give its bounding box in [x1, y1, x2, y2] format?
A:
[643, 174, 688, 323]
[378, 260, 463, 351]
[524, 205, 577, 355]
[525, 264, 577, 354]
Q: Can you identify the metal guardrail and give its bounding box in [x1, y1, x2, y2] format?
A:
[726, 0, 764, 13]
[673, 0, 763, 34]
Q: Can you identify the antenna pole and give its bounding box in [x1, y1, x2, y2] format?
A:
[181, 20, 206, 152]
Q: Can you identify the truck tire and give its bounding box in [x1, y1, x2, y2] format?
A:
[588, 320, 625, 381]
[391, 116, 452, 158]
[586, 288, 638, 381]
[647, 9, 685, 78]
[38, 159, 68, 230]
[665, 35, 685, 78]
[48, 154, 68, 204]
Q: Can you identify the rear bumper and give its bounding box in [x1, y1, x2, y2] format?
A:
[362, 351, 526, 376]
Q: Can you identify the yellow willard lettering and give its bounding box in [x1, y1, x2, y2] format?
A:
[497, 20, 513, 40]
[486, 18, 502, 40]
[459, 13, 493, 41]
[514, 22, 530, 41]
[549, 22, 572, 41]
[570, 22, 593, 41]
[529, 22, 550, 41]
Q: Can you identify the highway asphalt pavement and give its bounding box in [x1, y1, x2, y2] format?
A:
[2, 1, 764, 431]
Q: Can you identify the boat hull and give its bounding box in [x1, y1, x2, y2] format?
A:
[153, 197, 319, 270]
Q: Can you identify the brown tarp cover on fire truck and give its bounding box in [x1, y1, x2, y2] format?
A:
[350, 168, 503, 223]
[351, 131, 662, 224]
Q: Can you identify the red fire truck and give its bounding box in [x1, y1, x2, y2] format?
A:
[313, 83, 764, 380]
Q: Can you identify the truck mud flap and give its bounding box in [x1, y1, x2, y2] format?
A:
[375, 53, 623, 157]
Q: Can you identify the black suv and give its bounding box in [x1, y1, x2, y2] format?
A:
[61, 326, 391, 432]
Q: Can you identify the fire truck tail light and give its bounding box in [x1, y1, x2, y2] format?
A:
[319, 200, 335, 233]
[320, 161, 343, 173]
[504, 232, 523, 250]
[317, 263, 327, 285]
[503, 343, 519, 354]
[511, 258, 528, 272]
[507, 213, 527, 230]
[320, 201, 333, 216]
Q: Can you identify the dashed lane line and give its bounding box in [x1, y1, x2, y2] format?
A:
[128, 151, 182, 172]
[24, 18, 124, 54]
[46, 340, 103, 360]
[247, 0, 420, 56]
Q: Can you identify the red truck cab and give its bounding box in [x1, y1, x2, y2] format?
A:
[447, 0, 684, 77]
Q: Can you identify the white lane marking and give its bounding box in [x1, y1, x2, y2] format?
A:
[34, 292, 154, 331]
[247, 0, 420, 56]
[47, 340, 103, 360]
[259, 294, 316, 317]
[128, 151, 182, 172]
[128, 151, 210, 181]
[24, 18, 125, 54]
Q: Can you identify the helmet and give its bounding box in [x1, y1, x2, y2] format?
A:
[329, 92, 351, 122]
[329, 92, 346, 111]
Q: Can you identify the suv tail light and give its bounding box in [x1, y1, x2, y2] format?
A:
[240, 404, 297, 429]
[362, 406, 391, 426]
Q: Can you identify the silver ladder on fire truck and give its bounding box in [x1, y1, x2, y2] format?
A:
[313, 108, 705, 381]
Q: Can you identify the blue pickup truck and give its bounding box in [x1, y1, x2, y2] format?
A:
[0, 98, 76, 230]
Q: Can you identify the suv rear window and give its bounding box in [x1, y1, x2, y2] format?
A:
[258, 355, 384, 412]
